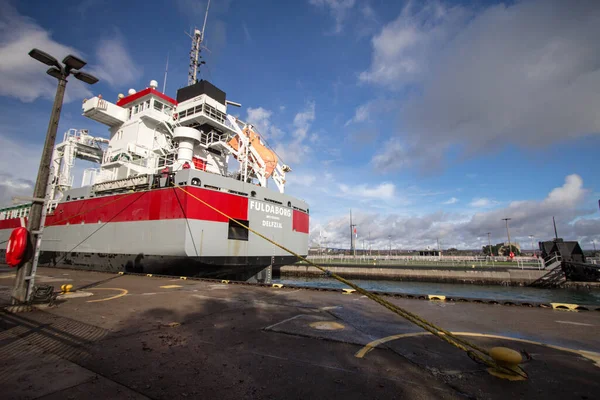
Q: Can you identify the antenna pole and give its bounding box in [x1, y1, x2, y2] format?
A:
[162, 53, 169, 93]
[187, 0, 211, 86]
[553, 216, 559, 240]
[201, 0, 211, 41]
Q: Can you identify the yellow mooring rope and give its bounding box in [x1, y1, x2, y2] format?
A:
[174, 184, 527, 379]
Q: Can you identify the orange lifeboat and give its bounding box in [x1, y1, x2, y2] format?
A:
[228, 127, 278, 178]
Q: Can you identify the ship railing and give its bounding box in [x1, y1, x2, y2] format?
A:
[0, 201, 59, 220]
[178, 102, 227, 125]
[199, 129, 228, 146]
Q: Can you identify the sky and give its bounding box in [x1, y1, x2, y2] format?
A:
[0, 0, 599, 251]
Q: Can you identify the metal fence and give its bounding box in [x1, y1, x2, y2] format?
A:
[302, 255, 544, 270]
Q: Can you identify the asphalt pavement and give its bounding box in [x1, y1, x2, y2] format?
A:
[1, 266, 599, 399]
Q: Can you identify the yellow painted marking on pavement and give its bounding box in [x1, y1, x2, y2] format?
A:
[146, 274, 153, 277]
[309, 321, 345, 331]
[354, 331, 600, 368]
[57, 291, 94, 299]
[272, 284, 283, 288]
[551, 303, 580, 311]
[180, 276, 187, 280]
[86, 288, 128, 303]
[221, 280, 230, 284]
[428, 295, 446, 301]
[160, 285, 182, 289]
[342, 289, 356, 295]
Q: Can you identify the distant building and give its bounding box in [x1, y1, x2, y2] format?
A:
[499, 242, 521, 256]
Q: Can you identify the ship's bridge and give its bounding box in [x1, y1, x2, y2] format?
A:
[82, 81, 177, 128]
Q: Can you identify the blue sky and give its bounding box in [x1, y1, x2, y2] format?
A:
[1, 0, 599, 250]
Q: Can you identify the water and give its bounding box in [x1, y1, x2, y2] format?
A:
[274, 276, 600, 305]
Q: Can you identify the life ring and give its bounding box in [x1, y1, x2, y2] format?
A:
[5, 227, 29, 267]
[173, 112, 178, 120]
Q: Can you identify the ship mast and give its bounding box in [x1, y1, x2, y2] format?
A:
[187, 0, 211, 86]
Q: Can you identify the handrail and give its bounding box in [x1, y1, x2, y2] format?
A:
[541, 252, 562, 270]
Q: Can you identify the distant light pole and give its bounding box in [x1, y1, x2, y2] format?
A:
[593, 240, 597, 254]
[502, 218, 512, 256]
[486, 232, 492, 257]
[12, 49, 99, 304]
[529, 235, 535, 257]
[388, 235, 391, 255]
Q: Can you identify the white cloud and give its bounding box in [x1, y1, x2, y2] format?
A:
[310, 174, 600, 249]
[242, 102, 315, 167]
[88, 35, 140, 89]
[345, 103, 371, 126]
[443, 197, 458, 205]
[0, 133, 41, 205]
[276, 101, 316, 164]
[469, 198, 498, 208]
[289, 174, 317, 187]
[246, 107, 282, 139]
[339, 182, 396, 200]
[0, 3, 138, 103]
[361, 0, 600, 170]
[0, 3, 93, 102]
[309, 0, 356, 34]
[543, 174, 585, 208]
[371, 139, 408, 172]
[360, 1, 466, 86]
[293, 101, 315, 141]
[345, 98, 398, 126]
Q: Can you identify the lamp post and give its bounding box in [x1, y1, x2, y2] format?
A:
[486, 232, 492, 257]
[502, 218, 512, 257]
[529, 235, 535, 257]
[12, 49, 98, 304]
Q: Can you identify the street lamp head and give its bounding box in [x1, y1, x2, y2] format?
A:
[46, 67, 64, 80]
[73, 71, 99, 85]
[63, 54, 86, 70]
[29, 48, 60, 68]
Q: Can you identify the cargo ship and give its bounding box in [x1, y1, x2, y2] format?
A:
[0, 25, 309, 281]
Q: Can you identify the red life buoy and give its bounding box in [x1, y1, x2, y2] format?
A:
[5, 227, 29, 267]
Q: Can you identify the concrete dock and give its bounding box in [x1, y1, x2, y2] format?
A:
[1, 266, 600, 399]
[279, 264, 548, 286]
